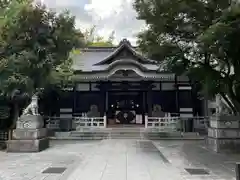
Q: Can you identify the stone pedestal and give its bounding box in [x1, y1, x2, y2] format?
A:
[7, 115, 49, 152]
[206, 115, 240, 153]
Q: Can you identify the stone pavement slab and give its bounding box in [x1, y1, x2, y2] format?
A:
[65, 139, 238, 180]
[0, 140, 101, 180]
[0, 139, 239, 180]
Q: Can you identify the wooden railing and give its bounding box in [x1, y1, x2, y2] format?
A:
[45, 115, 209, 133]
[145, 115, 179, 131]
[74, 116, 107, 129]
[45, 116, 107, 130]
[46, 117, 60, 129]
[145, 115, 209, 133]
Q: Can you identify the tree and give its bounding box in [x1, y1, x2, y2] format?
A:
[84, 25, 115, 47]
[197, 4, 240, 113]
[0, 0, 83, 125]
[133, 0, 240, 114]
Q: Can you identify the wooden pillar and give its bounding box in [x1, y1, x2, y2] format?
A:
[142, 91, 146, 124]
[73, 83, 77, 115]
[175, 75, 179, 116]
[103, 82, 108, 122]
[178, 85, 194, 132]
[105, 91, 108, 112]
[101, 86, 106, 117]
[147, 83, 153, 116]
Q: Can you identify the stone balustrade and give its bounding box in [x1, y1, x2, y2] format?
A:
[145, 115, 179, 131]
[74, 116, 107, 129]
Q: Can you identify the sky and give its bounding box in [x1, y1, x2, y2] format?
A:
[39, 0, 146, 45]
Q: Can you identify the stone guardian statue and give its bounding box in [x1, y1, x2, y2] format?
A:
[215, 94, 232, 116]
[152, 104, 165, 117]
[22, 94, 39, 116]
[7, 93, 49, 152]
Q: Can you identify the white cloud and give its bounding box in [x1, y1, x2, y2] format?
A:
[38, 0, 145, 45]
[84, 0, 123, 19]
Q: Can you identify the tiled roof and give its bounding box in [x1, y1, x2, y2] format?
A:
[71, 44, 159, 72]
[72, 50, 113, 71]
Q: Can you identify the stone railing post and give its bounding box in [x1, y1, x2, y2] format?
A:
[145, 114, 148, 128]
[104, 115, 107, 128]
[91, 118, 94, 127]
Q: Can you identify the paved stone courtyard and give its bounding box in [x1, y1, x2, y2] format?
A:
[0, 139, 238, 180]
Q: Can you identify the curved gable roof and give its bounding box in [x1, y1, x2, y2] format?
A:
[106, 59, 148, 72]
[94, 39, 157, 65]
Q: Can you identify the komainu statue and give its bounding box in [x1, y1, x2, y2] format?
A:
[215, 94, 232, 115]
[87, 105, 100, 117]
[22, 94, 39, 116]
[152, 104, 165, 117]
[17, 93, 44, 129]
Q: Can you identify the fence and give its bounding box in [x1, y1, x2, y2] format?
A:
[0, 130, 8, 142]
[45, 116, 107, 131]
[145, 115, 209, 134]
[74, 116, 107, 129]
[145, 116, 179, 131]
[45, 115, 209, 133]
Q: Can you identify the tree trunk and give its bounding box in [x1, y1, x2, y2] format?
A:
[230, 98, 240, 115]
[220, 93, 238, 115]
[226, 91, 240, 115]
[10, 103, 19, 129]
[225, 80, 240, 115]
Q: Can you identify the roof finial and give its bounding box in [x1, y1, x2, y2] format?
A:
[119, 39, 131, 46]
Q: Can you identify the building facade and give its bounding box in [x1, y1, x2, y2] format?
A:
[55, 39, 203, 126]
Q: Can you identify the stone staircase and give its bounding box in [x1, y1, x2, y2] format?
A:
[50, 128, 203, 140]
[70, 131, 109, 140]
[144, 131, 182, 140]
[108, 127, 143, 139]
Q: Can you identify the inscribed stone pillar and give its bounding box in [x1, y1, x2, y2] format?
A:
[206, 95, 240, 153]
[206, 115, 240, 153]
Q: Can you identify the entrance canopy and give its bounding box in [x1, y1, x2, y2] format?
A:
[72, 39, 175, 81]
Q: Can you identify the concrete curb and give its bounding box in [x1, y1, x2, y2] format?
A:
[49, 137, 205, 140]
[148, 137, 205, 140]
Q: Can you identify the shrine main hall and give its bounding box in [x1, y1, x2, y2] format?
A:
[49, 39, 203, 127]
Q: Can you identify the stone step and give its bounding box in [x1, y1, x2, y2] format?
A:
[50, 136, 106, 140]
[110, 131, 141, 134]
[181, 132, 199, 137]
[108, 128, 143, 131]
[144, 131, 204, 140]
[109, 133, 142, 139]
[144, 132, 182, 137]
[73, 131, 110, 134]
[109, 135, 141, 138]
[109, 131, 142, 134]
[108, 137, 142, 139]
[70, 133, 108, 138]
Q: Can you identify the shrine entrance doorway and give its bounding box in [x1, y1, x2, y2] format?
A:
[107, 91, 144, 125]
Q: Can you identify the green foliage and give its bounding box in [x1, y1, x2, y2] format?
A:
[0, 1, 83, 97]
[134, 0, 240, 114]
[84, 25, 115, 47]
[48, 50, 76, 88]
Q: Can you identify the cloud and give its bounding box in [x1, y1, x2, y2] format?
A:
[39, 0, 145, 45]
